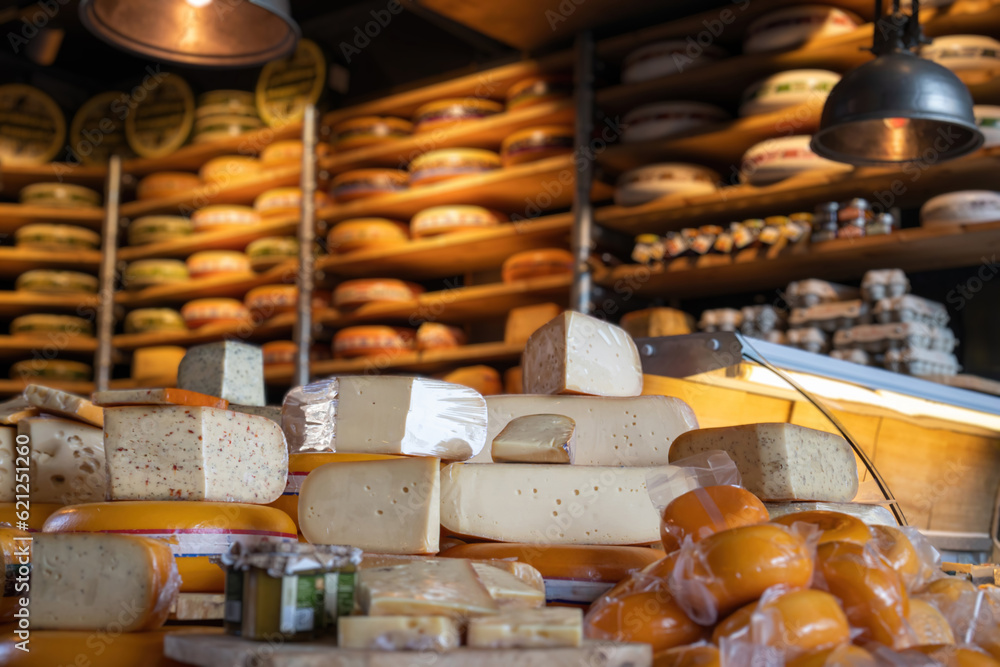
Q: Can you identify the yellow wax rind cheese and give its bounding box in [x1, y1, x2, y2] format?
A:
[337, 616, 460, 651]
[23, 384, 103, 427]
[467, 607, 584, 649]
[491, 413, 575, 464]
[357, 559, 498, 621]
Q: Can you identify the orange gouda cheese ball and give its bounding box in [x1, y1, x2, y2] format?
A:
[786, 644, 878, 667]
[654, 644, 720, 667]
[771, 510, 872, 545]
[904, 598, 955, 647]
[585, 578, 708, 652]
[712, 601, 755, 643]
[911, 646, 1000, 667]
[669, 523, 814, 625]
[869, 525, 923, 590]
[660, 485, 769, 552]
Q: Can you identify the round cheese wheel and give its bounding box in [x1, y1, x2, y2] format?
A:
[193, 113, 263, 134]
[131, 345, 186, 382]
[246, 236, 299, 271]
[186, 251, 251, 279]
[500, 125, 574, 166]
[501, 248, 574, 283]
[905, 599, 955, 647]
[44, 501, 297, 593]
[623, 102, 729, 144]
[191, 205, 261, 232]
[506, 75, 573, 110]
[744, 6, 860, 55]
[585, 577, 707, 652]
[614, 163, 719, 206]
[69, 91, 134, 165]
[327, 218, 409, 253]
[329, 169, 409, 202]
[261, 139, 302, 164]
[772, 510, 872, 545]
[740, 69, 841, 117]
[181, 298, 250, 329]
[198, 89, 255, 109]
[0, 84, 65, 165]
[408, 148, 501, 187]
[262, 340, 297, 366]
[124, 308, 187, 334]
[504, 366, 523, 394]
[622, 40, 727, 84]
[135, 172, 201, 201]
[125, 73, 195, 158]
[123, 259, 190, 290]
[10, 314, 93, 337]
[254, 187, 332, 215]
[740, 135, 851, 186]
[654, 645, 721, 667]
[15, 224, 100, 252]
[0, 503, 61, 532]
[410, 205, 505, 238]
[786, 644, 879, 667]
[128, 216, 193, 246]
[15, 270, 98, 294]
[333, 278, 422, 309]
[440, 365, 502, 395]
[0, 628, 221, 666]
[416, 322, 467, 351]
[256, 38, 326, 128]
[713, 590, 850, 657]
[330, 115, 414, 151]
[332, 326, 416, 358]
[19, 182, 101, 208]
[245, 284, 298, 316]
[10, 359, 91, 382]
[412, 98, 504, 133]
[659, 485, 769, 552]
[198, 155, 260, 184]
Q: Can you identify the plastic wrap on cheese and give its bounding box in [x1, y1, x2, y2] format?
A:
[646, 450, 742, 513]
[282, 376, 487, 459]
[764, 501, 897, 526]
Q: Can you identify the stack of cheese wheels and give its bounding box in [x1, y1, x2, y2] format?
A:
[123, 308, 187, 334]
[743, 5, 860, 54]
[412, 98, 503, 133]
[123, 259, 189, 290]
[326, 218, 409, 253]
[191, 204, 261, 232]
[410, 205, 505, 238]
[20, 183, 101, 208]
[135, 172, 201, 201]
[180, 298, 250, 328]
[500, 125, 575, 166]
[408, 148, 501, 186]
[329, 115, 414, 151]
[125, 73, 195, 158]
[246, 236, 299, 271]
[244, 284, 298, 316]
[128, 216, 193, 246]
[199, 155, 260, 184]
[332, 278, 422, 309]
[192, 90, 262, 144]
[506, 74, 573, 110]
[329, 169, 408, 202]
[15, 224, 100, 252]
[332, 325, 417, 358]
[11, 359, 91, 381]
[502, 248, 575, 283]
[614, 163, 719, 206]
[70, 92, 133, 164]
[16, 270, 98, 294]
[622, 40, 727, 84]
[10, 314, 93, 338]
[254, 187, 332, 216]
[0, 84, 66, 165]
[186, 251, 251, 279]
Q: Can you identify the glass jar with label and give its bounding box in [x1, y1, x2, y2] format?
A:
[812, 202, 839, 243]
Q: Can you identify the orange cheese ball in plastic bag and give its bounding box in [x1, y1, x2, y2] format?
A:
[869, 525, 925, 590]
[654, 644, 721, 667]
[771, 510, 872, 545]
[911, 645, 1000, 667]
[786, 644, 879, 667]
[815, 541, 911, 648]
[904, 598, 955, 646]
[712, 601, 755, 643]
[659, 485, 770, 552]
[669, 523, 814, 625]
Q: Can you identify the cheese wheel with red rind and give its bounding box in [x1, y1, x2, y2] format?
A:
[500, 125, 574, 167]
[411, 205, 505, 238]
[186, 251, 251, 279]
[327, 218, 409, 253]
[181, 298, 250, 329]
[332, 326, 416, 358]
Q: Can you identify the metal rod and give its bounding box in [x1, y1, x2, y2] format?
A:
[94, 154, 121, 392]
[293, 105, 318, 387]
[570, 30, 596, 314]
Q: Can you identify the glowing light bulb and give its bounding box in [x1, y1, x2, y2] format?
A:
[186, 0, 213, 7]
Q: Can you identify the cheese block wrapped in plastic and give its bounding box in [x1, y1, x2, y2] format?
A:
[357, 559, 499, 620]
[469, 608, 583, 648]
[281, 376, 487, 459]
[19, 416, 105, 505]
[338, 616, 460, 651]
[477, 394, 697, 465]
[104, 406, 287, 503]
[523, 311, 643, 397]
[31, 533, 180, 631]
[177, 341, 265, 407]
[491, 414, 575, 463]
[669, 423, 859, 502]
[23, 384, 103, 427]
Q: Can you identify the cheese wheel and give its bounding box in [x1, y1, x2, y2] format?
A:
[123, 308, 186, 334]
[69, 92, 134, 164]
[506, 75, 573, 110]
[623, 102, 729, 144]
[772, 510, 872, 545]
[411, 205, 505, 238]
[504, 366, 523, 394]
[253, 187, 331, 215]
[131, 346, 186, 382]
[198, 155, 260, 184]
[785, 644, 879, 667]
[262, 340, 297, 366]
[0, 502, 61, 531]
[19, 182, 100, 208]
[245, 236, 299, 271]
[128, 216, 193, 246]
[654, 645, 721, 667]
[585, 577, 707, 652]
[740, 135, 850, 186]
[501, 248, 575, 283]
[330, 115, 413, 151]
[192, 113, 263, 134]
[267, 453, 401, 532]
[255, 38, 326, 128]
[136, 172, 201, 201]
[744, 6, 860, 55]
[197, 89, 255, 108]
[125, 73, 194, 158]
[501, 125, 575, 166]
[15, 270, 98, 294]
[905, 599, 955, 646]
[327, 218, 409, 253]
[195, 102, 258, 122]
[417, 323, 467, 351]
[10, 314, 93, 338]
[123, 259, 190, 290]
[412, 98, 503, 133]
[245, 284, 298, 315]
[669, 523, 814, 625]
[186, 251, 251, 279]
[332, 278, 421, 309]
[659, 485, 770, 552]
[740, 70, 841, 117]
[330, 169, 409, 202]
[43, 501, 296, 592]
[0, 527, 30, 622]
[191, 205, 261, 232]
[10, 359, 91, 382]
[440, 365, 503, 395]
[614, 163, 719, 206]
[408, 148, 501, 186]
[332, 326, 416, 358]
[0, 84, 66, 165]
[180, 298, 250, 329]
[261, 139, 302, 164]
[15, 224, 100, 252]
[714, 590, 850, 657]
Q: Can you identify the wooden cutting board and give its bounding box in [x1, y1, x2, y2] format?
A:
[165, 634, 652, 667]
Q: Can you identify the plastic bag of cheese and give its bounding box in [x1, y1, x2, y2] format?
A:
[645, 450, 743, 513]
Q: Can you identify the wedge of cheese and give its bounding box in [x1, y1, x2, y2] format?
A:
[468, 608, 583, 648]
[359, 554, 545, 595]
[338, 616, 459, 651]
[19, 416, 105, 504]
[471, 562, 545, 610]
[24, 385, 103, 427]
[177, 341, 265, 406]
[357, 559, 498, 621]
[491, 414, 574, 463]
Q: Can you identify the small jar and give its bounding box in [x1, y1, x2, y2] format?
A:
[812, 201, 839, 243]
[866, 211, 897, 236]
[838, 198, 871, 226]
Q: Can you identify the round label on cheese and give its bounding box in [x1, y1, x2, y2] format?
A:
[125, 73, 195, 159]
[256, 38, 326, 128]
[15, 270, 98, 294]
[181, 298, 250, 329]
[10, 314, 93, 337]
[15, 224, 100, 252]
[0, 84, 65, 165]
[408, 148, 501, 187]
[124, 308, 187, 334]
[10, 359, 91, 382]
[327, 218, 409, 253]
[332, 326, 416, 358]
[69, 91, 134, 165]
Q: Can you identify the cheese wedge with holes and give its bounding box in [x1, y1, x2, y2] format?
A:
[19, 416, 105, 504]
[523, 311, 643, 396]
[358, 555, 545, 595]
[471, 562, 545, 609]
[440, 462, 665, 545]
[491, 414, 575, 463]
[468, 607, 583, 648]
[357, 559, 498, 620]
[0, 427, 14, 502]
[475, 394, 698, 465]
[23, 385, 103, 427]
[338, 616, 460, 651]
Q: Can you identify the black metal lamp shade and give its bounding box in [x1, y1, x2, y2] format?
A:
[79, 0, 300, 68]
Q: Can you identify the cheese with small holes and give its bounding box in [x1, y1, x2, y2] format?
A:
[474, 394, 697, 465]
[504, 302, 562, 344]
[440, 462, 665, 545]
[31, 533, 180, 631]
[282, 376, 487, 458]
[492, 414, 575, 463]
[132, 346, 186, 383]
[92, 388, 228, 409]
[299, 457, 439, 554]
[359, 555, 545, 595]
[18, 416, 105, 505]
[0, 427, 15, 502]
[177, 341, 265, 407]
[668, 423, 859, 502]
[104, 406, 287, 503]
[523, 311, 643, 396]
[337, 616, 460, 651]
[470, 562, 545, 609]
[23, 385, 103, 427]
[468, 608, 583, 648]
[357, 558, 498, 620]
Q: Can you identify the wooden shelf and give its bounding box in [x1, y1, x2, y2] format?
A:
[1, 163, 107, 196]
[0, 247, 101, 278]
[113, 312, 298, 352]
[317, 213, 572, 279]
[321, 99, 575, 174]
[118, 216, 299, 262]
[598, 221, 1000, 299]
[0, 335, 97, 359]
[0, 204, 105, 232]
[116, 261, 297, 308]
[0, 292, 99, 318]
